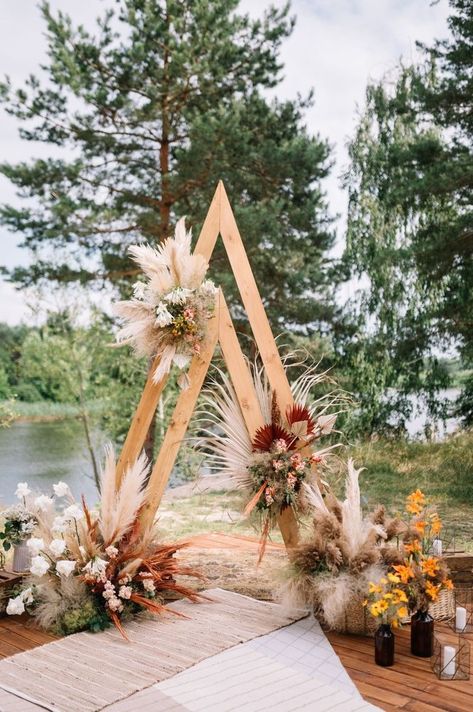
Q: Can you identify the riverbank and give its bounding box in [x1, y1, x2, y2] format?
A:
[0, 400, 101, 423]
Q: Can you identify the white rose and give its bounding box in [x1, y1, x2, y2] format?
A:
[15, 482, 31, 499]
[83, 557, 108, 577]
[56, 560, 76, 577]
[34, 495, 52, 512]
[26, 537, 44, 555]
[49, 539, 66, 557]
[6, 595, 25, 616]
[30, 555, 50, 577]
[63, 504, 84, 521]
[53, 482, 70, 498]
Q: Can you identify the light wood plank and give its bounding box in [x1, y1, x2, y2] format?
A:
[141, 303, 220, 528]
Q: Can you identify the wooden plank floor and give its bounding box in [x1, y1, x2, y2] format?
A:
[327, 625, 473, 712]
[0, 611, 471, 711]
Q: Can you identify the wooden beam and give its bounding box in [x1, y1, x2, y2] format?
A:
[141, 300, 220, 529]
[115, 354, 168, 488]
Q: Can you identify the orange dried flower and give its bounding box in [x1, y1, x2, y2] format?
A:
[393, 564, 414, 584]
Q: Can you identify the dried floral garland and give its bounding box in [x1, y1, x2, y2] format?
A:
[114, 218, 217, 387]
[4, 447, 203, 638]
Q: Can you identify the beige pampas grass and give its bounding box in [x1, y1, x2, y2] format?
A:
[98, 444, 150, 546]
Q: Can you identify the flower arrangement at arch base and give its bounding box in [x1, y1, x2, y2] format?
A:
[4, 447, 203, 639]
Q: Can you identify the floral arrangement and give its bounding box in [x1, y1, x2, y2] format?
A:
[281, 459, 405, 630]
[391, 490, 453, 612]
[197, 356, 345, 561]
[5, 447, 202, 638]
[114, 218, 217, 387]
[0, 483, 38, 550]
[364, 572, 409, 627]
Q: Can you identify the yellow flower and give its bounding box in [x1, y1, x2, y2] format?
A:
[398, 606, 408, 619]
[391, 618, 399, 629]
[425, 581, 439, 601]
[384, 593, 394, 600]
[387, 573, 400, 584]
[393, 564, 414, 584]
[370, 603, 381, 617]
[380, 577, 388, 585]
[421, 557, 440, 578]
[393, 588, 408, 603]
[368, 582, 382, 594]
[378, 599, 389, 612]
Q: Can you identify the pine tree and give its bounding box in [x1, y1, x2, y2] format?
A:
[0, 0, 336, 336]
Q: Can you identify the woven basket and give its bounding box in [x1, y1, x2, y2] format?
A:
[337, 595, 377, 637]
[429, 588, 455, 621]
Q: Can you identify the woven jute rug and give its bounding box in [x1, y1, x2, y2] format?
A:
[0, 589, 306, 712]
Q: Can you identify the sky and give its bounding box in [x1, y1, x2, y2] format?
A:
[0, 0, 451, 324]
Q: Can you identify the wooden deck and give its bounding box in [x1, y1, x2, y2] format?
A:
[0, 611, 471, 711]
[327, 625, 473, 712]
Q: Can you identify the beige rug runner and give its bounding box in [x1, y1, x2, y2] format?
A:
[0, 589, 306, 712]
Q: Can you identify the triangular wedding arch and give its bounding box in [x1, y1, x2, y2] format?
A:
[116, 181, 299, 549]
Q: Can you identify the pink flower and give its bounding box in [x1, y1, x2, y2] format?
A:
[272, 459, 284, 471]
[310, 453, 323, 465]
[287, 473, 297, 489]
[265, 486, 275, 505]
[273, 439, 288, 454]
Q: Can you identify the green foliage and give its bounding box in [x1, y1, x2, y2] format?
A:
[0, 0, 336, 336]
[58, 597, 110, 636]
[339, 0, 472, 434]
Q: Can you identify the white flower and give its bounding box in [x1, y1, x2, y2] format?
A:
[53, 481, 70, 498]
[49, 539, 66, 557]
[118, 585, 132, 600]
[26, 537, 44, 555]
[30, 555, 50, 577]
[105, 545, 118, 559]
[63, 504, 84, 521]
[83, 557, 108, 578]
[15, 482, 31, 499]
[56, 560, 76, 577]
[52, 516, 67, 534]
[21, 587, 34, 605]
[165, 287, 192, 305]
[34, 495, 52, 512]
[107, 596, 124, 613]
[132, 281, 146, 300]
[143, 578, 155, 593]
[6, 595, 25, 616]
[155, 302, 174, 327]
[201, 279, 217, 295]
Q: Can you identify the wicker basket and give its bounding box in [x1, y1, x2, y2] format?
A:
[334, 595, 378, 637]
[429, 588, 455, 621]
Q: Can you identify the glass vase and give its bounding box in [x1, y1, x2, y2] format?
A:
[12, 541, 31, 573]
[411, 609, 434, 657]
[374, 623, 395, 667]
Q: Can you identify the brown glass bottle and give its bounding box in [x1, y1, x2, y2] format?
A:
[374, 623, 395, 666]
[411, 609, 434, 657]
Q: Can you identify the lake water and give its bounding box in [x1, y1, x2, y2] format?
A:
[0, 420, 99, 506]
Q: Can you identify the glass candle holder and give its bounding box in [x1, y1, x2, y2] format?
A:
[447, 587, 473, 634]
[431, 631, 470, 681]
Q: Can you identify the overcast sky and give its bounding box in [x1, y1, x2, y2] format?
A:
[0, 0, 450, 324]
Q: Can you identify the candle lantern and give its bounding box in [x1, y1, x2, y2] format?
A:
[431, 632, 470, 681]
[447, 587, 473, 634]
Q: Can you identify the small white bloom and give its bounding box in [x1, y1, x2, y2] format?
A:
[49, 539, 66, 557]
[105, 545, 119, 559]
[15, 482, 31, 499]
[56, 559, 76, 577]
[26, 537, 44, 555]
[132, 281, 146, 300]
[34, 495, 52, 512]
[63, 504, 84, 521]
[201, 279, 217, 295]
[155, 302, 174, 327]
[21, 587, 34, 605]
[82, 556, 108, 578]
[118, 585, 132, 600]
[52, 516, 67, 534]
[164, 287, 192, 305]
[107, 596, 124, 613]
[53, 481, 70, 498]
[30, 555, 50, 577]
[143, 578, 155, 593]
[6, 595, 25, 616]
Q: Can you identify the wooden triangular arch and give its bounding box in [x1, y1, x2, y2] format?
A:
[116, 181, 299, 549]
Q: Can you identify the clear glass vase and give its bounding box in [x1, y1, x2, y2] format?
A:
[12, 541, 31, 573]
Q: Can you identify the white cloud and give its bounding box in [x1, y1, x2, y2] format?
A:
[0, 0, 450, 321]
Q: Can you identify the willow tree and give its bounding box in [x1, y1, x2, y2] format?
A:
[339, 0, 472, 434]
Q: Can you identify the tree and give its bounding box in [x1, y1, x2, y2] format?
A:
[339, 0, 472, 434]
[0, 0, 335, 336]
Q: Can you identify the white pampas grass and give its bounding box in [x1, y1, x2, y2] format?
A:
[98, 444, 150, 546]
